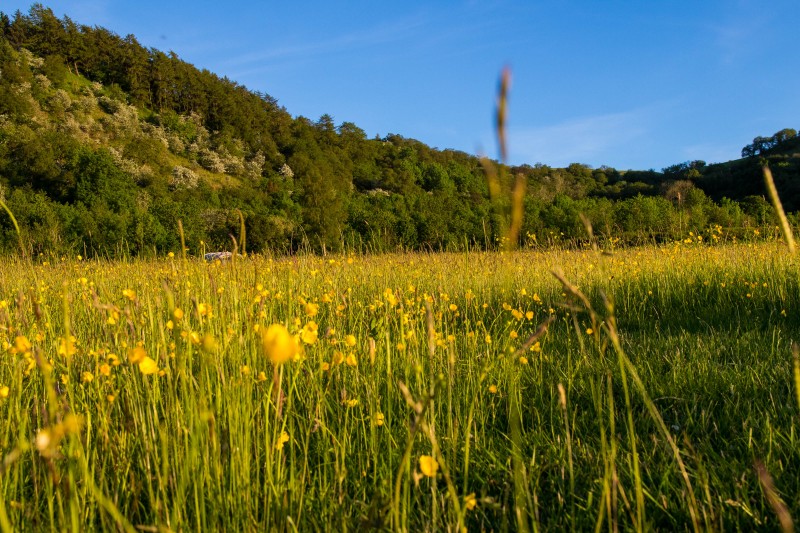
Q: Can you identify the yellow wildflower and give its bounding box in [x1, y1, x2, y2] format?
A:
[15, 336, 31, 353]
[419, 455, 439, 477]
[384, 288, 398, 307]
[128, 346, 147, 364]
[58, 336, 77, 357]
[275, 431, 290, 451]
[300, 321, 318, 345]
[465, 493, 477, 511]
[138, 356, 159, 375]
[201, 333, 218, 353]
[261, 324, 301, 365]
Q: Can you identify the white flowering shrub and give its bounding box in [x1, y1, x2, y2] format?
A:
[142, 123, 170, 149]
[279, 163, 294, 179]
[49, 89, 72, 111]
[199, 149, 226, 173]
[18, 48, 44, 69]
[74, 95, 96, 113]
[170, 166, 199, 190]
[245, 151, 266, 180]
[98, 95, 122, 115]
[34, 73, 51, 90]
[224, 155, 245, 176]
[166, 132, 185, 154]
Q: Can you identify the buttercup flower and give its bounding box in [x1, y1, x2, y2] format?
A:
[465, 493, 477, 511]
[261, 324, 301, 365]
[419, 455, 439, 477]
[300, 321, 318, 345]
[138, 356, 159, 375]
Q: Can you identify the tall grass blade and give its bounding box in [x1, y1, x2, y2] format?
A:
[237, 208, 247, 257]
[496, 66, 510, 163]
[793, 344, 800, 413]
[763, 164, 796, 253]
[0, 199, 26, 259]
[755, 460, 793, 533]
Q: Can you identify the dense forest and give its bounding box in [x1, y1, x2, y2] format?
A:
[0, 5, 799, 257]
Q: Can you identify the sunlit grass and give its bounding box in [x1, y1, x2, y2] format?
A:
[0, 240, 798, 530]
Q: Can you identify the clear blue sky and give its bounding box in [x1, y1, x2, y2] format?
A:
[5, 1, 800, 170]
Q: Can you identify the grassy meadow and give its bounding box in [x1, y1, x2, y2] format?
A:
[0, 238, 799, 531]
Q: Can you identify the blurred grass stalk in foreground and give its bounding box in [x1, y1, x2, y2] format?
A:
[482, 67, 526, 251]
[763, 164, 796, 254]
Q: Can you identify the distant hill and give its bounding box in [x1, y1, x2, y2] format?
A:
[0, 5, 797, 257]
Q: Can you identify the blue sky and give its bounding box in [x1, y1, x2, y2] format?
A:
[5, 1, 800, 170]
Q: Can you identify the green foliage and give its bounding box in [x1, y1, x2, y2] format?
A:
[741, 128, 798, 158]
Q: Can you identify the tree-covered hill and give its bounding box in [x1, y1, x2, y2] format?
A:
[0, 5, 798, 257]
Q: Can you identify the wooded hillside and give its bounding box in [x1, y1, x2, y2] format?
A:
[1, 5, 798, 257]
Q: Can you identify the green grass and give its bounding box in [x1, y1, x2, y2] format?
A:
[0, 241, 798, 531]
